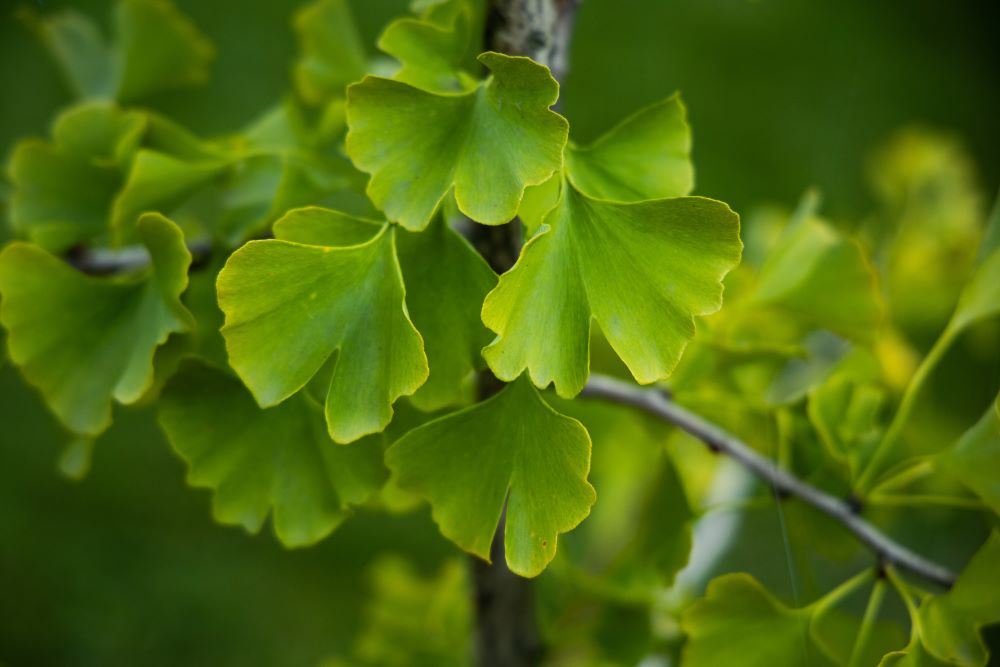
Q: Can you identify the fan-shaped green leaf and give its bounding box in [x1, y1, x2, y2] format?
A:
[18, 7, 116, 99]
[7, 139, 121, 252]
[114, 0, 214, 102]
[565, 94, 693, 202]
[293, 0, 368, 105]
[345, 52, 568, 230]
[217, 223, 428, 443]
[111, 150, 229, 241]
[919, 532, 1000, 666]
[275, 207, 496, 410]
[158, 361, 386, 547]
[750, 194, 883, 342]
[385, 377, 595, 577]
[377, 9, 474, 93]
[483, 180, 741, 397]
[937, 396, 1000, 515]
[682, 574, 836, 666]
[0, 213, 193, 435]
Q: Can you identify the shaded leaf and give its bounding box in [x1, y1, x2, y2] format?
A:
[158, 361, 385, 546]
[919, 532, 1000, 666]
[682, 574, 836, 666]
[0, 213, 193, 435]
[386, 377, 595, 577]
[292, 0, 368, 105]
[936, 396, 1000, 515]
[114, 0, 215, 102]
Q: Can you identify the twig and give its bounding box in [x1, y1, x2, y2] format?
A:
[580, 374, 958, 589]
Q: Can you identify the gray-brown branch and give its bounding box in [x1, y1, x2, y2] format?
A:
[581, 374, 958, 589]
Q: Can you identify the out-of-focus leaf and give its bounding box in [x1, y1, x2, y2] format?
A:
[386, 377, 596, 577]
[18, 7, 116, 99]
[682, 573, 837, 666]
[765, 330, 851, 405]
[0, 213, 193, 435]
[293, 0, 368, 105]
[158, 361, 386, 547]
[554, 395, 693, 598]
[937, 396, 1000, 515]
[751, 194, 882, 342]
[349, 556, 471, 667]
[919, 532, 1000, 666]
[114, 0, 215, 102]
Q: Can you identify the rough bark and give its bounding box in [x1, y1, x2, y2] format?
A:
[470, 2, 581, 666]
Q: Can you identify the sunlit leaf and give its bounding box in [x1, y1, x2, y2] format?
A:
[0, 213, 193, 435]
[158, 361, 385, 546]
[217, 220, 428, 443]
[346, 52, 568, 230]
[483, 180, 741, 397]
[274, 207, 495, 411]
[386, 377, 595, 577]
[565, 94, 693, 202]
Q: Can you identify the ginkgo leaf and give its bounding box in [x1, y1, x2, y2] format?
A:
[345, 52, 568, 230]
[292, 0, 368, 105]
[750, 193, 883, 342]
[553, 395, 693, 597]
[275, 207, 497, 411]
[681, 574, 836, 666]
[565, 94, 693, 202]
[0, 213, 193, 436]
[483, 179, 741, 397]
[395, 221, 497, 409]
[216, 223, 428, 443]
[937, 396, 1000, 515]
[51, 102, 147, 165]
[111, 150, 229, 240]
[944, 224, 1000, 336]
[7, 139, 122, 252]
[377, 9, 474, 93]
[158, 361, 386, 547]
[918, 532, 1000, 667]
[18, 7, 117, 99]
[385, 377, 596, 577]
[114, 0, 215, 102]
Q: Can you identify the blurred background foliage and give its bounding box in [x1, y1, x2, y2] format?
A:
[1, 0, 998, 665]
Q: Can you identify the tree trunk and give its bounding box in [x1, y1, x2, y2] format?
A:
[470, 3, 581, 666]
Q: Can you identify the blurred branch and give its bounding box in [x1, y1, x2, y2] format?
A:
[66, 239, 213, 275]
[581, 373, 958, 589]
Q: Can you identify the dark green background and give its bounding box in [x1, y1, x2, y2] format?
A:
[1, 0, 998, 664]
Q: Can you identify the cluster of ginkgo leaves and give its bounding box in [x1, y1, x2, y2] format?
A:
[1, 0, 998, 665]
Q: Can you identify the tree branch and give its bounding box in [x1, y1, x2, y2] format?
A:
[580, 373, 958, 589]
[66, 239, 213, 275]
